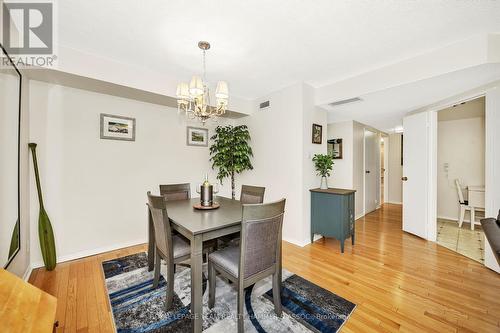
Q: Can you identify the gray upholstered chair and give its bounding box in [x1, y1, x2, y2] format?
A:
[240, 185, 265, 204]
[159, 183, 191, 201]
[147, 191, 191, 310]
[208, 198, 286, 332]
[219, 185, 266, 246]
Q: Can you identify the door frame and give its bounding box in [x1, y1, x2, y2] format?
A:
[363, 128, 380, 215]
[404, 82, 500, 272]
[381, 134, 389, 205]
[406, 94, 486, 242]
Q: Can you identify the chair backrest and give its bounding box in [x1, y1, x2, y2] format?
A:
[240, 185, 265, 204]
[239, 199, 286, 279]
[455, 179, 466, 204]
[147, 191, 173, 259]
[159, 183, 191, 201]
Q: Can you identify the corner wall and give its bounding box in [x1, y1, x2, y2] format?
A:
[236, 83, 326, 246]
[327, 120, 384, 219]
[28, 80, 231, 267]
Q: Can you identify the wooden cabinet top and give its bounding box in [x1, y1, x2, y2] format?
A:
[310, 188, 356, 195]
[0, 268, 57, 333]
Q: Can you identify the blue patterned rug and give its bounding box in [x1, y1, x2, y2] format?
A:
[102, 252, 356, 333]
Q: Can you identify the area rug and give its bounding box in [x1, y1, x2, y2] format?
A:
[102, 252, 356, 333]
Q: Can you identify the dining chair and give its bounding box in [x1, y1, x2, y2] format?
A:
[455, 179, 473, 228]
[219, 185, 266, 246]
[147, 191, 191, 310]
[159, 183, 191, 201]
[240, 185, 266, 204]
[208, 198, 286, 333]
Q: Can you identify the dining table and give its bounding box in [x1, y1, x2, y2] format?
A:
[147, 196, 283, 333]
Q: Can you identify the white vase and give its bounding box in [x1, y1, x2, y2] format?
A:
[320, 176, 328, 189]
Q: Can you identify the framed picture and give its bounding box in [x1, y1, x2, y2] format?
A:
[327, 138, 343, 159]
[187, 127, 209, 147]
[100, 114, 136, 141]
[312, 124, 322, 144]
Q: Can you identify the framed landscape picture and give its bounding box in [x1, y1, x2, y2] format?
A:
[312, 123, 322, 144]
[187, 127, 209, 147]
[100, 114, 136, 141]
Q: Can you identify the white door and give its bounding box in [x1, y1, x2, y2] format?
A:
[364, 130, 378, 214]
[402, 112, 432, 239]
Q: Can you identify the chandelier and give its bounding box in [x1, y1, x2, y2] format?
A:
[176, 41, 229, 124]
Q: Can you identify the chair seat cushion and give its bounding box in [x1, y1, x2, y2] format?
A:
[173, 235, 191, 259]
[209, 245, 239, 278]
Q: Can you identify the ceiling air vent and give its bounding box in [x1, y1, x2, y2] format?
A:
[329, 97, 362, 107]
[259, 101, 270, 109]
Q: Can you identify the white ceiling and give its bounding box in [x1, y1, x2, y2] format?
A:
[58, 0, 500, 100]
[325, 64, 500, 132]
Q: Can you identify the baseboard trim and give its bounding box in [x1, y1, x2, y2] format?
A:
[385, 201, 402, 205]
[437, 215, 459, 222]
[355, 213, 364, 220]
[31, 238, 147, 269]
[22, 265, 33, 281]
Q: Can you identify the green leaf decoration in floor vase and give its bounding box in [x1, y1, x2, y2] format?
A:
[29, 143, 57, 271]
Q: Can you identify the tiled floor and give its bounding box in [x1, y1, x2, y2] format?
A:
[436, 218, 484, 263]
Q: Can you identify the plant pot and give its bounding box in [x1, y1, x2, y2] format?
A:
[320, 176, 328, 189]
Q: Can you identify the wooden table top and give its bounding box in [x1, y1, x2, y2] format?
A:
[0, 268, 57, 333]
[165, 197, 243, 235]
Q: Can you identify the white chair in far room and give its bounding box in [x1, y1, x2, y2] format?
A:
[455, 179, 473, 229]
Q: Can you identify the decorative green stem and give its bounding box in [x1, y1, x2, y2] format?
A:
[29, 143, 44, 209]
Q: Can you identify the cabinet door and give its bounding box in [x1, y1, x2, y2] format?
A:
[311, 192, 341, 238]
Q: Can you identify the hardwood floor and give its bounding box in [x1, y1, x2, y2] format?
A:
[29, 204, 500, 332]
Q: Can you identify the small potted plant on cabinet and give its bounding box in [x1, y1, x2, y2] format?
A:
[312, 154, 334, 189]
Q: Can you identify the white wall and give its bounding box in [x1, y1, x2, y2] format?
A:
[302, 84, 328, 244]
[327, 121, 353, 189]
[353, 121, 367, 218]
[28, 80, 231, 266]
[327, 120, 384, 218]
[387, 133, 403, 204]
[236, 83, 327, 246]
[236, 83, 305, 245]
[437, 117, 485, 220]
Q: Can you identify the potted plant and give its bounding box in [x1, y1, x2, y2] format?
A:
[312, 154, 334, 189]
[209, 125, 253, 199]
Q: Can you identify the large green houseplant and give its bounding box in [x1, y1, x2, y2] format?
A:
[209, 125, 253, 199]
[312, 154, 334, 189]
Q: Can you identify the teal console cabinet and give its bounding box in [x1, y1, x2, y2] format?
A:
[310, 188, 356, 253]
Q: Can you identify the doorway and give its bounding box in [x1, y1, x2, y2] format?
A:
[436, 97, 485, 263]
[380, 136, 388, 205]
[364, 129, 379, 214]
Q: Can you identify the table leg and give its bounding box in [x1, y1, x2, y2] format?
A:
[190, 234, 203, 333]
[147, 208, 155, 272]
